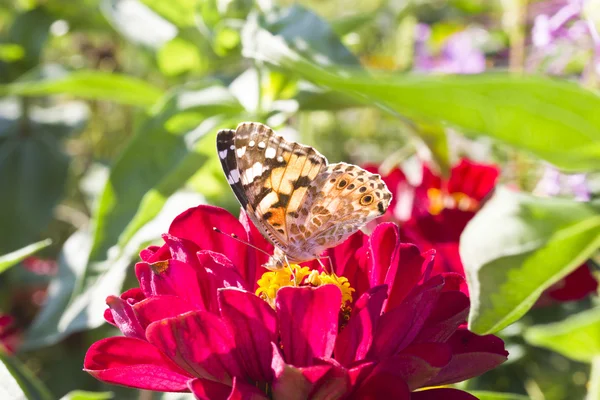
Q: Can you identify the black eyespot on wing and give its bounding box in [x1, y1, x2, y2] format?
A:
[348, 183, 355, 190]
[359, 186, 367, 193]
[377, 201, 385, 214]
[337, 179, 348, 189]
[360, 194, 374, 206]
[263, 211, 273, 220]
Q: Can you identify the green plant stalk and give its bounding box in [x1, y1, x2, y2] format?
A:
[588, 356, 600, 400]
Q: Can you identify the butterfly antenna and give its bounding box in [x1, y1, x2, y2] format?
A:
[212, 227, 272, 257]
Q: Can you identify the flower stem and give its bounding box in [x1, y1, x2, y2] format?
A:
[587, 356, 600, 400]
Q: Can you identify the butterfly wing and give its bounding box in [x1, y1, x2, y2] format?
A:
[217, 122, 328, 252]
[287, 162, 392, 259]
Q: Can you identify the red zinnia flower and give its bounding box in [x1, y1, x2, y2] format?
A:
[84, 205, 508, 399]
[0, 314, 20, 354]
[367, 159, 597, 301]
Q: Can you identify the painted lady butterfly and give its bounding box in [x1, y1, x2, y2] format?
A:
[217, 122, 392, 270]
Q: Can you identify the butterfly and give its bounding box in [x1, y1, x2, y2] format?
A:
[217, 122, 392, 270]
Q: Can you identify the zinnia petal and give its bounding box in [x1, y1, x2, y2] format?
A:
[385, 244, 429, 311]
[218, 288, 277, 382]
[425, 329, 508, 386]
[334, 285, 387, 365]
[132, 295, 196, 329]
[276, 285, 342, 367]
[188, 378, 232, 400]
[146, 310, 244, 385]
[83, 337, 191, 391]
[106, 295, 145, 340]
[169, 205, 251, 282]
[369, 275, 444, 358]
[415, 290, 469, 343]
[270, 343, 348, 400]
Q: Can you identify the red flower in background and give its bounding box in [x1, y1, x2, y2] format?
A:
[84, 205, 508, 399]
[0, 314, 20, 354]
[367, 159, 597, 301]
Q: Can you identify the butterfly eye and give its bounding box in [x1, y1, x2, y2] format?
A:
[360, 194, 374, 206]
[337, 179, 348, 189]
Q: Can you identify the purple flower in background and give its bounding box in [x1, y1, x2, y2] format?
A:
[414, 24, 487, 74]
[528, 0, 600, 74]
[534, 165, 590, 201]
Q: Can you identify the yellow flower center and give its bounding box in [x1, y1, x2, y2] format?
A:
[256, 264, 355, 311]
[427, 187, 478, 215]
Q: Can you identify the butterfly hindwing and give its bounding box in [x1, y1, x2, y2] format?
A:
[287, 162, 392, 256]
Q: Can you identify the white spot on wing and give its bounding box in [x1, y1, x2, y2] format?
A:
[236, 147, 246, 158]
[265, 147, 276, 158]
[230, 169, 240, 183]
[230, 145, 235, 150]
[252, 162, 263, 179]
[277, 156, 284, 162]
[258, 142, 266, 149]
[248, 140, 255, 147]
[219, 150, 227, 159]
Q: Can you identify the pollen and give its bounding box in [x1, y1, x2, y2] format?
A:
[255, 264, 355, 311]
[427, 188, 478, 215]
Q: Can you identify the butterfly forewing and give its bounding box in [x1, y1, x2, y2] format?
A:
[217, 122, 392, 264]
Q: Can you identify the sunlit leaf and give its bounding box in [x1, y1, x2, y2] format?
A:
[460, 187, 600, 334]
[525, 307, 600, 363]
[0, 239, 52, 275]
[242, 5, 600, 171]
[467, 391, 530, 400]
[101, 0, 177, 49]
[0, 70, 163, 106]
[157, 38, 203, 76]
[141, 0, 198, 27]
[60, 391, 113, 400]
[0, 352, 52, 400]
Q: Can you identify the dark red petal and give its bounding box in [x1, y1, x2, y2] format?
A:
[188, 378, 231, 400]
[106, 295, 145, 340]
[415, 291, 469, 344]
[239, 209, 272, 289]
[146, 311, 244, 385]
[169, 205, 251, 282]
[385, 244, 426, 311]
[140, 244, 170, 263]
[335, 285, 387, 365]
[132, 295, 196, 329]
[351, 369, 410, 400]
[135, 262, 172, 298]
[270, 344, 348, 400]
[322, 230, 370, 299]
[276, 285, 341, 367]
[412, 388, 478, 400]
[218, 288, 277, 382]
[228, 377, 269, 400]
[448, 159, 499, 202]
[197, 251, 249, 313]
[377, 342, 451, 390]
[148, 259, 207, 310]
[425, 329, 508, 386]
[369, 275, 443, 359]
[104, 308, 116, 326]
[545, 263, 598, 302]
[163, 234, 201, 267]
[84, 337, 191, 391]
[369, 223, 401, 288]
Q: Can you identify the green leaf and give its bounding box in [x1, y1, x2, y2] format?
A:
[0, 122, 70, 253]
[0, 44, 25, 63]
[141, 0, 198, 28]
[60, 391, 113, 400]
[101, 0, 177, 49]
[25, 82, 242, 349]
[467, 391, 530, 400]
[157, 38, 203, 76]
[524, 307, 600, 363]
[460, 187, 600, 334]
[0, 352, 52, 400]
[0, 239, 52, 275]
[242, 5, 600, 171]
[0, 70, 163, 106]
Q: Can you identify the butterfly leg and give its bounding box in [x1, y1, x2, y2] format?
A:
[284, 254, 298, 286]
[317, 255, 334, 274]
